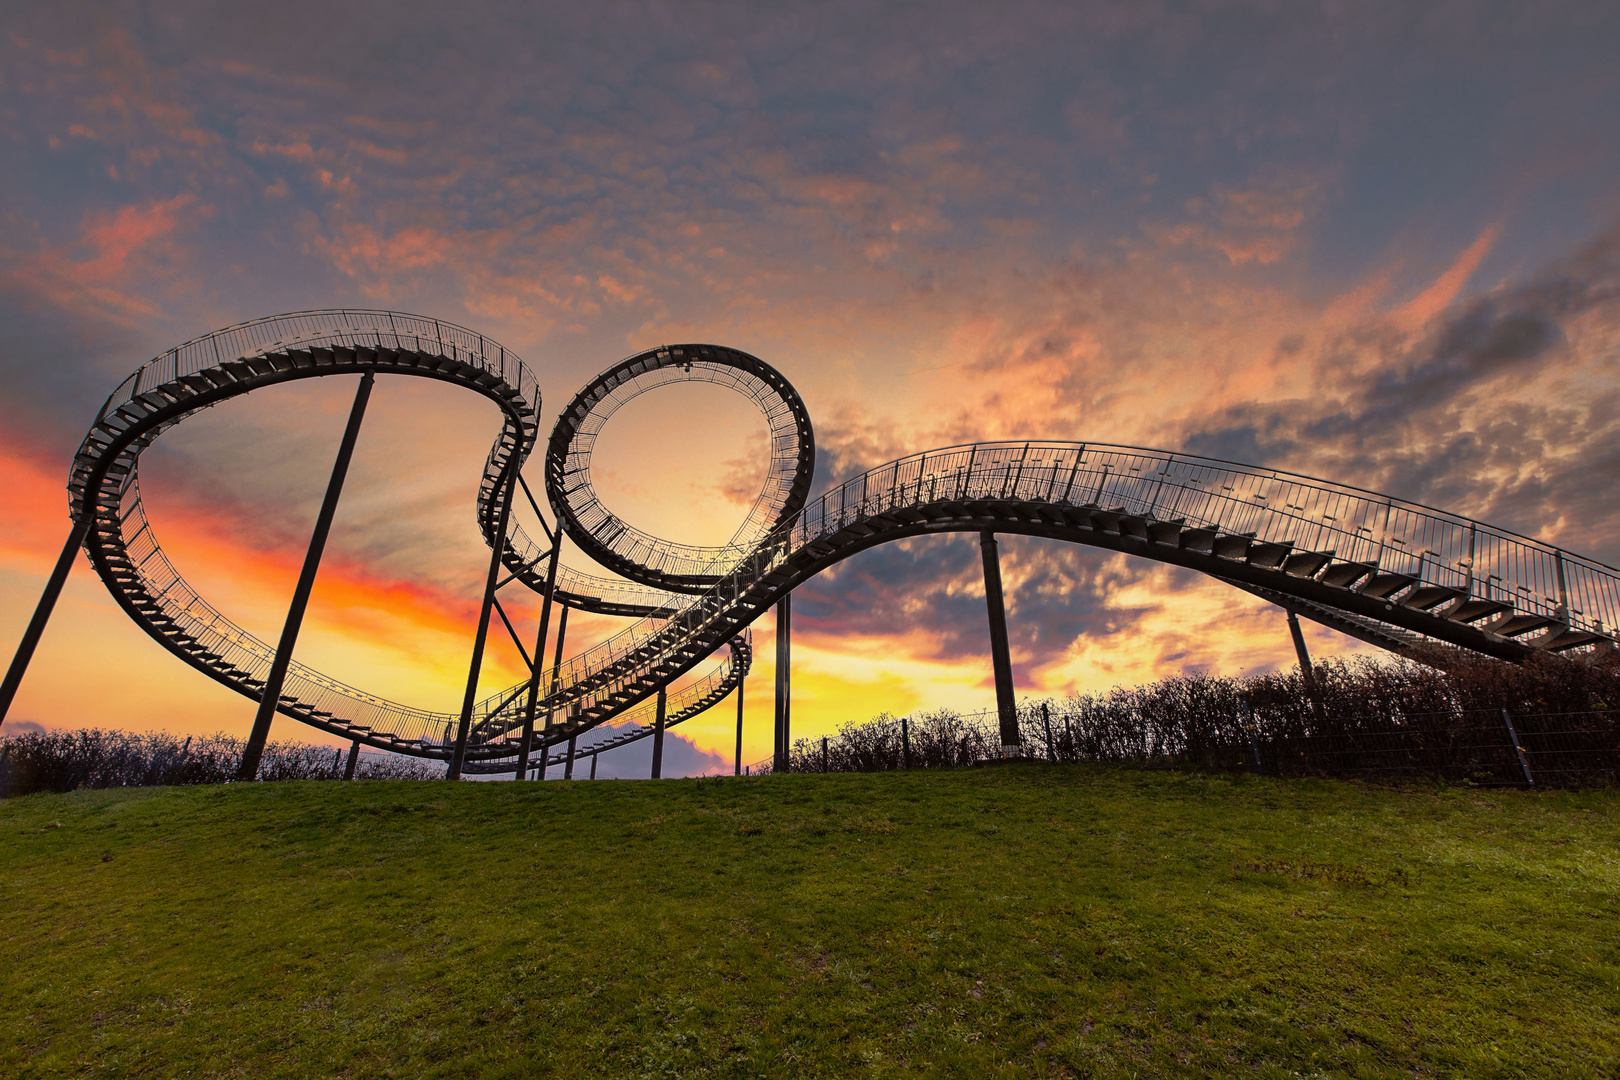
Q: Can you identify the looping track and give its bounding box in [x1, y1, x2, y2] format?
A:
[64, 310, 1620, 767]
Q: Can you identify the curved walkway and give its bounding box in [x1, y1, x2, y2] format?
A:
[39, 311, 1620, 768]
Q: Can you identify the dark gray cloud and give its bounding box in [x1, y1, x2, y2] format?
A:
[1182, 227, 1620, 562]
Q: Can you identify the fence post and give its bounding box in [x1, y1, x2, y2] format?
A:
[821, 736, 828, 773]
[1065, 718, 1074, 761]
[331, 748, 342, 778]
[1041, 703, 1056, 763]
[1501, 708, 1535, 787]
[901, 716, 911, 770]
[1244, 697, 1263, 776]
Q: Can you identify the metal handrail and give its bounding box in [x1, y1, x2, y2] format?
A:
[65, 311, 1620, 760]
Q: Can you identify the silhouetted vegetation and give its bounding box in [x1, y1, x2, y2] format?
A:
[788, 651, 1620, 785]
[0, 729, 442, 798]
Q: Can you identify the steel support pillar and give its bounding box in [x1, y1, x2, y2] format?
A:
[589, 753, 598, 780]
[651, 686, 667, 779]
[0, 514, 91, 726]
[733, 671, 744, 776]
[773, 594, 791, 772]
[539, 605, 569, 779]
[979, 531, 1020, 750]
[1285, 607, 1326, 719]
[343, 739, 360, 781]
[516, 534, 563, 779]
[449, 461, 520, 781]
[564, 735, 577, 779]
[239, 371, 374, 781]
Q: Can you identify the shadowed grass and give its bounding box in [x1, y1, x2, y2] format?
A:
[1, 766, 1615, 1078]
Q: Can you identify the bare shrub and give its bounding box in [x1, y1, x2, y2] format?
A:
[783, 651, 1620, 785]
[0, 729, 443, 797]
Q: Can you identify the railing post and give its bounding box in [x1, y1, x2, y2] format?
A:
[449, 458, 520, 781]
[979, 531, 1020, 752]
[343, 739, 360, 781]
[1501, 708, 1535, 787]
[239, 371, 374, 781]
[0, 515, 91, 726]
[773, 594, 792, 773]
[651, 686, 667, 779]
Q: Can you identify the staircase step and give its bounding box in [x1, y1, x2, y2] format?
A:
[1247, 542, 1292, 569]
[1320, 561, 1376, 589]
[1359, 572, 1419, 600]
[1179, 527, 1217, 553]
[1489, 612, 1561, 638]
[1534, 627, 1605, 652]
[1283, 551, 1333, 578]
[1402, 585, 1464, 611]
[1211, 533, 1254, 560]
[1147, 520, 1185, 545]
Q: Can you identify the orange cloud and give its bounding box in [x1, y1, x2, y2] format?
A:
[1393, 223, 1502, 330]
[2, 194, 198, 320]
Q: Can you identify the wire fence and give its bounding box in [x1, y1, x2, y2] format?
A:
[755, 654, 1620, 787]
[756, 704, 1618, 787]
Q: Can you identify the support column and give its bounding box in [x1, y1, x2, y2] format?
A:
[239, 371, 375, 781]
[589, 753, 598, 780]
[564, 735, 577, 780]
[733, 671, 744, 777]
[651, 686, 667, 779]
[449, 460, 520, 781]
[516, 534, 563, 779]
[1285, 607, 1325, 720]
[979, 531, 1020, 750]
[539, 606, 569, 779]
[343, 739, 360, 781]
[0, 514, 91, 726]
[773, 594, 791, 772]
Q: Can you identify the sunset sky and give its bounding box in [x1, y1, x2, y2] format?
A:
[3, 2, 1618, 775]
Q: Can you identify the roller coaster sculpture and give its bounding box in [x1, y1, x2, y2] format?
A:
[3, 309, 1618, 779]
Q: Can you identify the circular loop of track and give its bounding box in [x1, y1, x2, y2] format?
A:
[544, 344, 815, 593]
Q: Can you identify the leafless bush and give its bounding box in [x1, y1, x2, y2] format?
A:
[0, 729, 443, 798]
[784, 651, 1620, 784]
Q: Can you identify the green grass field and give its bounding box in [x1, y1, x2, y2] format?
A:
[2, 766, 1615, 1078]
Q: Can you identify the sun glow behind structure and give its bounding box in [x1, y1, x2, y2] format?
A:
[2, 3, 1619, 772]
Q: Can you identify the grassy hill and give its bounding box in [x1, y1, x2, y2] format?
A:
[1, 766, 1615, 1078]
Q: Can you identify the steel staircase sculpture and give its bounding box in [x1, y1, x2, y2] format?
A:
[12, 309, 1617, 771]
